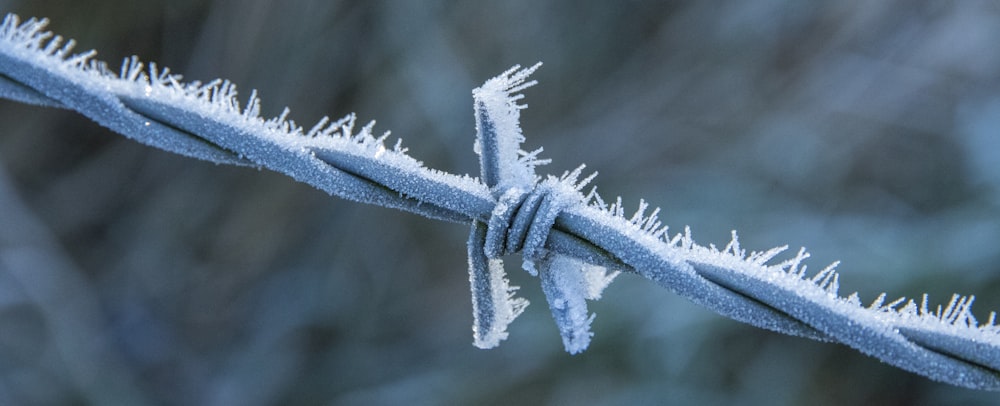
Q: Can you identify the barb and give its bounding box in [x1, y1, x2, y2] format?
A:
[0, 14, 997, 389]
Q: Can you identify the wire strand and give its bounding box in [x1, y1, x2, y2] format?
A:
[0, 13, 997, 390]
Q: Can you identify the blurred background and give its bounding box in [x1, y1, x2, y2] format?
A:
[1, 0, 999, 404]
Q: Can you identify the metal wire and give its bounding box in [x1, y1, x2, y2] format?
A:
[0, 14, 997, 390]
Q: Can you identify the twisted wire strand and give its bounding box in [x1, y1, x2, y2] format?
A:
[0, 14, 997, 389]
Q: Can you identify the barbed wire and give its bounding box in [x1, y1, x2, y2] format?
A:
[0, 14, 997, 390]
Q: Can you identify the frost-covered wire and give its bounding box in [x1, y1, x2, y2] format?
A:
[0, 14, 997, 390]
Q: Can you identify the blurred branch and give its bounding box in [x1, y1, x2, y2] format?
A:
[0, 165, 149, 405]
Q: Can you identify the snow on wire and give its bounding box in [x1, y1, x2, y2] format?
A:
[0, 14, 998, 389]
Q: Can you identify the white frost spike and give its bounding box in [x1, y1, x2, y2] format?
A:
[778, 247, 810, 277]
[722, 230, 746, 258]
[810, 261, 841, 294]
[747, 245, 788, 265]
[869, 293, 887, 310]
[886, 296, 907, 311]
[539, 255, 615, 354]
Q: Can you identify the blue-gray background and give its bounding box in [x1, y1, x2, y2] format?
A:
[0, 1, 998, 404]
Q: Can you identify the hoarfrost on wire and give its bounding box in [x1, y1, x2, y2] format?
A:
[540, 254, 620, 353]
[472, 62, 548, 193]
[467, 64, 619, 353]
[0, 13, 998, 390]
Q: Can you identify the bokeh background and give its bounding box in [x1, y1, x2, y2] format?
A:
[1, 1, 999, 404]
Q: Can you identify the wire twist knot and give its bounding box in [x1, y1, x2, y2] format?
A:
[483, 182, 565, 264]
